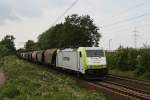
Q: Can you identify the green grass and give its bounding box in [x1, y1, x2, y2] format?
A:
[109, 68, 150, 81]
[0, 56, 106, 100]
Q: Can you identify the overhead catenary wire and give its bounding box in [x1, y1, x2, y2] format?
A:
[89, 1, 150, 48]
[83, 0, 150, 39]
[52, 0, 80, 26]
[99, 0, 150, 25]
[102, 12, 150, 28]
[99, 0, 150, 30]
[13, 1, 80, 48]
[102, 23, 150, 34]
[102, 16, 150, 33]
[101, 0, 150, 22]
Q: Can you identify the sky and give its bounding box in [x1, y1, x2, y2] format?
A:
[0, 0, 150, 50]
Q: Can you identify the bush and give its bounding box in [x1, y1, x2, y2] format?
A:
[106, 48, 150, 75]
[135, 48, 150, 75]
[106, 48, 138, 71]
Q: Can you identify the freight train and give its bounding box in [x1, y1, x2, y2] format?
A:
[18, 47, 108, 78]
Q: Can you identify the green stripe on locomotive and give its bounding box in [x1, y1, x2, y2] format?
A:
[78, 47, 107, 72]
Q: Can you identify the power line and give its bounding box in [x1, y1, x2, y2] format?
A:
[117, 0, 150, 15]
[102, 13, 150, 31]
[100, 0, 150, 24]
[106, 0, 150, 21]
[103, 23, 150, 34]
[99, 1, 150, 33]
[103, 12, 150, 28]
[52, 0, 80, 26]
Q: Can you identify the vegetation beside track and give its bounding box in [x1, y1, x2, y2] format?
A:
[109, 69, 150, 81]
[106, 48, 150, 81]
[0, 56, 106, 100]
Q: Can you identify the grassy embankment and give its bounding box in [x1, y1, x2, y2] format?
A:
[0, 56, 106, 100]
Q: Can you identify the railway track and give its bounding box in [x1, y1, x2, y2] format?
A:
[105, 75, 150, 95]
[78, 75, 150, 100]
[96, 81, 150, 100]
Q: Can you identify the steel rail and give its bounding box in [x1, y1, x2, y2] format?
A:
[96, 81, 150, 100]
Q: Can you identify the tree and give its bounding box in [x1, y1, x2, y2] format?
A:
[64, 14, 101, 47]
[0, 45, 9, 57]
[38, 14, 101, 49]
[0, 35, 16, 57]
[24, 40, 38, 51]
[0, 35, 16, 54]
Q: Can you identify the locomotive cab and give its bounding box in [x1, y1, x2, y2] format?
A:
[78, 47, 108, 77]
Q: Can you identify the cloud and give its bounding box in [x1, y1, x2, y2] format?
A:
[0, 0, 18, 24]
[0, 0, 72, 25]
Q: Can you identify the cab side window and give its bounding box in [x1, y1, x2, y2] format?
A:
[79, 52, 82, 57]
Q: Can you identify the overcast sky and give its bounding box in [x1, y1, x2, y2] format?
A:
[0, 0, 150, 50]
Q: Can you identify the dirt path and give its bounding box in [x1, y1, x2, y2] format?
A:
[0, 72, 5, 86]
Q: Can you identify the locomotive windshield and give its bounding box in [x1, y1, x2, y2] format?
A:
[86, 50, 104, 57]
